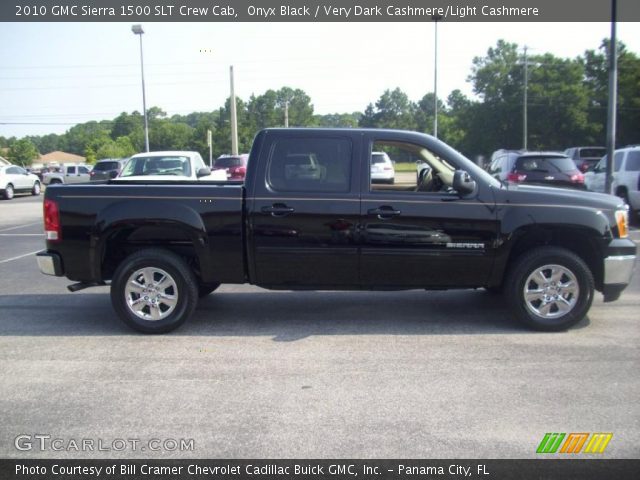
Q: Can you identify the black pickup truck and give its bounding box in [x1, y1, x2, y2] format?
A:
[37, 129, 636, 333]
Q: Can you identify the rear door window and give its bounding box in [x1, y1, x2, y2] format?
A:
[624, 151, 640, 171]
[267, 137, 352, 193]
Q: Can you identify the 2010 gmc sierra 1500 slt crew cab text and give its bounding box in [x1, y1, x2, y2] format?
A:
[36, 129, 636, 333]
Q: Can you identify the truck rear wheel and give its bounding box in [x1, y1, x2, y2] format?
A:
[505, 246, 594, 331]
[111, 249, 198, 333]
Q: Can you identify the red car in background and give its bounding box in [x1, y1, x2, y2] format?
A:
[213, 154, 249, 181]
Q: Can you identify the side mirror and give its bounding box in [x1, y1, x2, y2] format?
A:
[196, 167, 211, 178]
[452, 170, 476, 195]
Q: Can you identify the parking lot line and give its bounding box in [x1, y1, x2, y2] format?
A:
[0, 221, 41, 233]
[0, 233, 43, 237]
[0, 249, 42, 264]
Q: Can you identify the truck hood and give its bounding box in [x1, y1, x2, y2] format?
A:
[499, 184, 624, 212]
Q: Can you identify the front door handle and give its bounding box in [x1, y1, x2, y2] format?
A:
[368, 206, 401, 219]
[261, 203, 295, 217]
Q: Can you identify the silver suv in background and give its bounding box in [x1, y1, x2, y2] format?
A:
[584, 145, 640, 216]
[564, 146, 606, 173]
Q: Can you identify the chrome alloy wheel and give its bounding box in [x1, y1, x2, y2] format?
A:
[124, 267, 178, 321]
[523, 264, 579, 319]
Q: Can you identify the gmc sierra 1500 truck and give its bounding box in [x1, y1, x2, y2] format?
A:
[36, 129, 636, 333]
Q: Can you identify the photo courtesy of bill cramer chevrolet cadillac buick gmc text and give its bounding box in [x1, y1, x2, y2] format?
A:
[36, 129, 636, 333]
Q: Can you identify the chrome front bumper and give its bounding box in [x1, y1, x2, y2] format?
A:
[604, 255, 636, 285]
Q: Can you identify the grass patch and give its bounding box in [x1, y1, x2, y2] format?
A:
[393, 162, 418, 173]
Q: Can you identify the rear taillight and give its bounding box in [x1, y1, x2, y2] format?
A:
[43, 199, 61, 242]
[507, 172, 527, 182]
[230, 166, 247, 176]
[383, 166, 393, 171]
[90, 171, 95, 176]
[570, 173, 585, 184]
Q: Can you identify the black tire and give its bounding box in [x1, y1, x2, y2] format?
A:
[32, 181, 41, 196]
[3, 184, 14, 200]
[505, 246, 594, 331]
[49, 179, 62, 185]
[110, 248, 198, 334]
[198, 283, 221, 298]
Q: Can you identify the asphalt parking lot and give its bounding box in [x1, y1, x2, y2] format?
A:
[0, 194, 639, 459]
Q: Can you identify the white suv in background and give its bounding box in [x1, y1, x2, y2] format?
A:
[585, 145, 640, 215]
[370, 151, 395, 184]
[0, 164, 41, 200]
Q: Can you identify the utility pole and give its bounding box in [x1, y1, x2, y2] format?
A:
[229, 65, 238, 156]
[523, 45, 528, 151]
[207, 129, 212, 168]
[605, 0, 618, 195]
[284, 100, 289, 128]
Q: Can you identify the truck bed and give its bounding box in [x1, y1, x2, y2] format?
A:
[44, 181, 246, 284]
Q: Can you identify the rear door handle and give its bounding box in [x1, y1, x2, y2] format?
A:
[368, 206, 401, 219]
[261, 204, 295, 217]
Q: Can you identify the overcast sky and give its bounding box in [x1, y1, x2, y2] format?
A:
[1, 21, 638, 138]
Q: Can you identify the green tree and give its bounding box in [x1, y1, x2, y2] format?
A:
[359, 88, 417, 130]
[314, 112, 361, 127]
[8, 138, 39, 166]
[275, 87, 315, 127]
[65, 121, 111, 155]
[85, 146, 97, 165]
[96, 136, 136, 159]
[584, 40, 640, 146]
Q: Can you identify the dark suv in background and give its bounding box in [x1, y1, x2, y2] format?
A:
[90, 158, 127, 181]
[564, 146, 606, 173]
[488, 151, 586, 189]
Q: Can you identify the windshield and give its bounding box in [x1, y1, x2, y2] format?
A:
[120, 156, 191, 177]
[515, 156, 577, 173]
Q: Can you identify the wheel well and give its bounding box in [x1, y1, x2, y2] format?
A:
[101, 226, 203, 282]
[506, 227, 604, 290]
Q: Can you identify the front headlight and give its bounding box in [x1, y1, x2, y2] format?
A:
[615, 209, 629, 238]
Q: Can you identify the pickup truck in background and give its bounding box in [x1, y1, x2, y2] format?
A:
[42, 163, 92, 185]
[37, 128, 636, 333]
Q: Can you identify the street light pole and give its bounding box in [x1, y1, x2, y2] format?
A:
[432, 14, 442, 138]
[605, 0, 618, 195]
[229, 65, 238, 156]
[132, 24, 149, 152]
[523, 45, 528, 151]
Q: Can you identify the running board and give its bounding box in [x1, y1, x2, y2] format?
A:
[67, 281, 109, 292]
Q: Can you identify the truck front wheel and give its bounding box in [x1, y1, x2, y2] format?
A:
[111, 249, 198, 333]
[505, 247, 594, 331]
